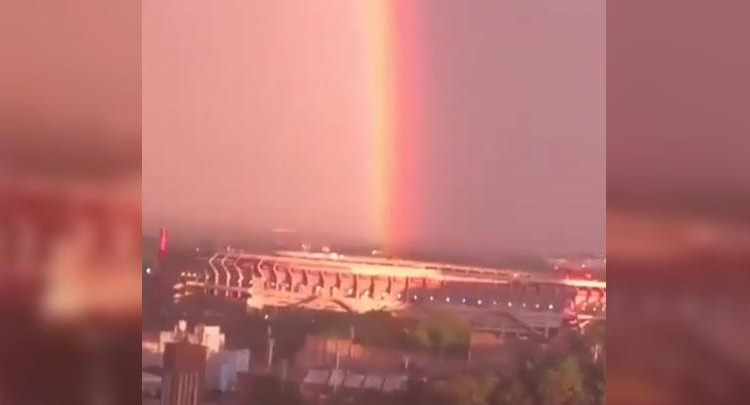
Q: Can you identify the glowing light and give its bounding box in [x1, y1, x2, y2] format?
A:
[477, 300, 483, 305]
[145, 267, 151, 275]
[159, 228, 168, 252]
[445, 297, 451, 303]
[362, 1, 427, 247]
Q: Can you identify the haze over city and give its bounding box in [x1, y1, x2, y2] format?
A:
[143, 0, 604, 258]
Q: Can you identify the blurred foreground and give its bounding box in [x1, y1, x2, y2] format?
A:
[0, 138, 141, 405]
[607, 0, 750, 402]
[0, 0, 141, 403]
[607, 206, 750, 404]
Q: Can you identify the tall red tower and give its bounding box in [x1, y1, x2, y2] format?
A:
[159, 227, 168, 257]
[157, 227, 169, 273]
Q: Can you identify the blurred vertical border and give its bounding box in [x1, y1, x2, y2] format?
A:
[0, 0, 141, 404]
[607, 0, 750, 404]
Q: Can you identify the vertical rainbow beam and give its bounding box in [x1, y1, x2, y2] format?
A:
[392, 1, 427, 252]
[363, 1, 427, 251]
[363, 0, 396, 247]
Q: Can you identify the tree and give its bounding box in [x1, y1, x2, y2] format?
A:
[433, 374, 498, 405]
[582, 321, 605, 366]
[492, 379, 534, 405]
[412, 311, 469, 358]
[354, 310, 404, 347]
[538, 356, 591, 405]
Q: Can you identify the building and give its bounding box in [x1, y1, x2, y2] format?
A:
[195, 325, 226, 355]
[177, 251, 605, 338]
[157, 321, 226, 355]
[162, 342, 207, 405]
[300, 368, 408, 402]
[205, 349, 251, 393]
[144, 322, 250, 394]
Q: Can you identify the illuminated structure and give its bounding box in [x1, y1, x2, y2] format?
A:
[176, 251, 605, 338]
[0, 144, 140, 403]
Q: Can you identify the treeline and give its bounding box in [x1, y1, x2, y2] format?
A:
[246, 315, 605, 405]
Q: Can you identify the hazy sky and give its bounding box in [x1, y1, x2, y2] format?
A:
[1, 0, 140, 169]
[143, 0, 605, 256]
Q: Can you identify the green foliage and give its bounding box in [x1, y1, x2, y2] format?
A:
[434, 374, 498, 405]
[582, 321, 606, 367]
[493, 380, 534, 405]
[353, 311, 410, 347]
[538, 356, 591, 405]
[439, 342, 605, 405]
[583, 321, 605, 344]
[381, 322, 607, 405]
[411, 311, 470, 356]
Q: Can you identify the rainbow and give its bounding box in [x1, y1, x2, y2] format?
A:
[362, 1, 428, 251]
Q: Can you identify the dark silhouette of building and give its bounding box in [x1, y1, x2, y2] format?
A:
[162, 341, 207, 405]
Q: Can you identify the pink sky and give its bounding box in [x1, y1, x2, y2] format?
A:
[143, 0, 604, 256]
